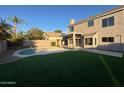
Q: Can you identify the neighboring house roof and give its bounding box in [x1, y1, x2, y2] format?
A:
[69, 5, 124, 26]
[44, 32, 61, 37]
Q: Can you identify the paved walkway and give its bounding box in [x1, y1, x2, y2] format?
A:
[74, 48, 123, 58]
[0, 49, 20, 64]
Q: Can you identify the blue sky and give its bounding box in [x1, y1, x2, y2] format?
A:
[0, 5, 118, 33]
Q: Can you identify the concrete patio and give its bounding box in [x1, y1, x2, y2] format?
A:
[74, 48, 123, 58]
[0, 49, 20, 64]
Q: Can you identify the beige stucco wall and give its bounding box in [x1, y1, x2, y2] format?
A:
[23, 40, 57, 48]
[72, 9, 124, 49]
[23, 39, 63, 48]
[74, 10, 123, 33]
[97, 10, 124, 45]
[67, 38, 73, 48]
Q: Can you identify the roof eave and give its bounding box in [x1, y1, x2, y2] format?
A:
[71, 6, 124, 26]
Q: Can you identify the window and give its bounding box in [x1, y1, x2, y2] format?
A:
[108, 37, 114, 42]
[108, 16, 114, 26]
[102, 19, 107, 27]
[102, 37, 107, 42]
[85, 38, 93, 45]
[102, 16, 114, 27]
[88, 19, 94, 27]
[102, 37, 114, 42]
[70, 26, 74, 32]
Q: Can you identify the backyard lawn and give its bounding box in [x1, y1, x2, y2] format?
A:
[0, 51, 124, 87]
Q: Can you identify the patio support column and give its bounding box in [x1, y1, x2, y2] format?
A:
[73, 32, 76, 48]
[68, 38, 70, 47]
[83, 37, 85, 48]
[93, 37, 95, 48]
[59, 38, 62, 47]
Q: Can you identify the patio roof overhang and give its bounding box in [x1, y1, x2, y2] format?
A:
[82, 32, 97, 36]
[62, 32, 83, 37]
[62, 32, 97, 38]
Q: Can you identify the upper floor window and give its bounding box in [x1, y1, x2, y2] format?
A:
[102, 16, 114, 27]
[70, 26, 74, 32]
[88, 19, 94, 27]
[102, 19, 107, 27]
[108, 16, 114, 26]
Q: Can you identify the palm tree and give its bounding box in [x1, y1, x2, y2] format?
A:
[8, 16, 27, 38]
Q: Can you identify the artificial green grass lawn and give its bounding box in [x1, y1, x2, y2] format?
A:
[0, 51, 124, 87]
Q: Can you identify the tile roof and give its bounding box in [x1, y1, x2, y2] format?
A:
[44, 32, 61, 37]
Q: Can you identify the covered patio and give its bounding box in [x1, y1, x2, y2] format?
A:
[62, 32, 83, 48]
[61, 32, 98, 48]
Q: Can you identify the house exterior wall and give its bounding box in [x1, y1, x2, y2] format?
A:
[97, 10, 124, 45]
[74, 10, 123, 37]
[67, 8, 124, 51]
[67, 37, 73, 48]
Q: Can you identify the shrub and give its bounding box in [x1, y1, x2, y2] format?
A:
[7, 38, 23, 47]
[51, 42, 56, 46]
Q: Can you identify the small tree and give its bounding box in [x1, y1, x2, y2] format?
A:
[26, 28, 44, 40]
[54, 29, 62, 33]
[0, 18, 12, 40]
[0, 18, 12, 31]
[17, 31, 27, 40]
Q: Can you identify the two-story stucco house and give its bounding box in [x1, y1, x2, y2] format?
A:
[62, 6, 124, 52]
